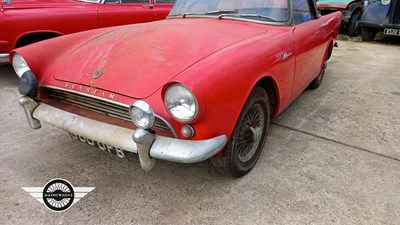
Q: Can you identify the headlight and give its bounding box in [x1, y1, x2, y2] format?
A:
[382, 0, 390, 5]
[12, 53, 31, 78]
[19, 70, 38, 97]
[164, 84, 199, 123]
[129, 100, 155, 130]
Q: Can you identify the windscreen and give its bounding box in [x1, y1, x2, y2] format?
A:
[169, 0, 290, 23]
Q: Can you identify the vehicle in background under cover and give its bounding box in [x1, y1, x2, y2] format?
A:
[12, 0, 341, 177]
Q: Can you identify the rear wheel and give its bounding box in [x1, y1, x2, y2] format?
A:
[361, 27, 376, 41]
[210, 87, 270, 177]
[349, 10, 362, 37]
[308, 61, 327, 90]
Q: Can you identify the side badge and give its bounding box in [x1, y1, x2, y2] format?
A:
[282, 52, 292, 60]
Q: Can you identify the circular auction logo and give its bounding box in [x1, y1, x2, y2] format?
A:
[42, 179, 75, 212]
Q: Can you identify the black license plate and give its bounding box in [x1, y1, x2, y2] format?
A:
[69, 132, 136, 160]
[384, 28, 400, 36]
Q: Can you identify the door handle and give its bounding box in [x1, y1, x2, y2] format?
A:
[143, 4, 154, 9]
[321, 18, 334, 28]
[321, 22, 329, 28]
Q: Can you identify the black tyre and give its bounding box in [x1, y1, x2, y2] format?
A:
[308, 61, 327, 89]
[361, 27, 376, 41]
[348, 10, 362, 37]
[210, 87, 270, 177]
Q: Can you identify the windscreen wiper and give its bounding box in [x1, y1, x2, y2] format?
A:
[219, 13, 279, 22]
[182, 12, 204, 18]
[204, 9, 238, 15]
[182, 9, 238, 18]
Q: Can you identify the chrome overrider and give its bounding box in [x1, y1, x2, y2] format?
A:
[19, 96, 228, 171]
[0, 53, 9, 64]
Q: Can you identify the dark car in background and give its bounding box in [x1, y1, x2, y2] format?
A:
[359, 0, 400, 41]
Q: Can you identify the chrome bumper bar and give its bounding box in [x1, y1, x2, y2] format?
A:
[0, 53, 9, 64]
[19, 97, 227, 170]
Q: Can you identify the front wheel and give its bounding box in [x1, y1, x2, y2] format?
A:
[348, 11, 362, 37]
[210, 87, 270, 177]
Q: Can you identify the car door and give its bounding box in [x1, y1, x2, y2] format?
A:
[152, 0, 175, 20]
[98, 0, 158, 28]
[291, 0, 327, 97]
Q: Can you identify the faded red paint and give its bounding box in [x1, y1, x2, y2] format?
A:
[12, 12, 342, 141]
[0, 0, 173, 63]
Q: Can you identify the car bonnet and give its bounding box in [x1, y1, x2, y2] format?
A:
[53, 18, 267, 99]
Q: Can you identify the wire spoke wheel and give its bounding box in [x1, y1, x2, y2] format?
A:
[210, 87, 270, 177]
[236, 104, 265, 163]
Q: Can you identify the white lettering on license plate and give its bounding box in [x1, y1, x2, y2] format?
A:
[69, 133, 126, 158]
[384, 29, 400, 36]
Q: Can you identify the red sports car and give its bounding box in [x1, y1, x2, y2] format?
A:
[12, 0, 341, 177]
[0, 0, 174, 64]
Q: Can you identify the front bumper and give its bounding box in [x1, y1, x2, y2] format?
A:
[19, 96, 228, 170]
[0, 53, 9, 64]
[358, 21, 400, 30]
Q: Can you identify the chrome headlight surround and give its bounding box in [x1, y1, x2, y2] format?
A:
[164, 83, 199, 123]
[381, 0, 391, 5]
[12, 53, 38, 97]
[129, 100, 155, 130]
[12, 53, 31, 78]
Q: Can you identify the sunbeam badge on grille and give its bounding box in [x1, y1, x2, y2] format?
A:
[64, 83, 116, 100]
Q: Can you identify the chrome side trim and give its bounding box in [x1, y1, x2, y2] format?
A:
[0, 53, 9, 63]
[40, 85, 178, 138]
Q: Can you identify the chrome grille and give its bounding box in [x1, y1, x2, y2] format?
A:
[42, 87, 172, 132]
